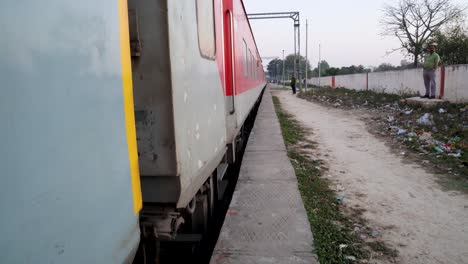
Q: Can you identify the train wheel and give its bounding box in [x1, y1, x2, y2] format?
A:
[208, 173, 218, 222]
[192, 193, 208, 234]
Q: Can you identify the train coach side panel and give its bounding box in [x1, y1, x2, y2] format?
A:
[128, 0, 182, 204]
[130, 0, 177, 181]
[167, 1, 228, 208]
[0, 1, 140, 263]
[232, 0, 266, 131]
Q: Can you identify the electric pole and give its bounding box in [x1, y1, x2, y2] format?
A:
[294, 24, 297, 83]
[282, 49, 285, 85]
[305, 19, 308, 91]
[318, 43, 321, 87]
[246, 12, 300, 89]
[297, 15, 301, 92]
[276, 63, 279, 81]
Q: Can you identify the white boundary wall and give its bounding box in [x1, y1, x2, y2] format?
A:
[335, 73, 368, 91]
[308, 76, 333, 87]
[444, 65, 468, 102]
[308, 64, 468, 103]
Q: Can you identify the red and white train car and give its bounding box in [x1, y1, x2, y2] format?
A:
[130, 0, 266, 255]
[0, 0, 265, 262]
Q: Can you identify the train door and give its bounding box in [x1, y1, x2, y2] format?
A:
[223, 4, 238, 163]
[224, 8, 236, 116]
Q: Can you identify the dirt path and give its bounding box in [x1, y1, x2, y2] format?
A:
[274, 90, 468, 264]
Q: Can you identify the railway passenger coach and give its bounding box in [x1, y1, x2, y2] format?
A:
[0, 0, 266, 263]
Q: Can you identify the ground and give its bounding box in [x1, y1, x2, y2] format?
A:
[273, 89, 468, 264]
[298, 87, 468, 189]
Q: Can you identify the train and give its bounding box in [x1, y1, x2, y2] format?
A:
[0, 0, 266, 263]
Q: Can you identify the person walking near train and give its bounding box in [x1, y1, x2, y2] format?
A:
[421, 43, 440, 99]
[290, 75, 296, 94]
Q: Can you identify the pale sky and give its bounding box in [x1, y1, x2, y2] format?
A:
[243, 0, 464, 69]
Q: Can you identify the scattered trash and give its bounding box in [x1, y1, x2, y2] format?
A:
[337, 196, 345, 202]
[371, 229, 380, 237]
[339, 244, 348, 250]
[434, 146, 444, 153]
[440, 144, 452, 153]
[416, 113, 434, 126]
[396, 128, 407, 136]
[419, 132, 432, 141]
[304, 90, 467, 176]
[404, 109, 413, 115]
[344, 255, 357, 261]
[336, 184, 345, 192]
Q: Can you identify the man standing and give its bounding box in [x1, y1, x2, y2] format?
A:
[421, 43, 440, 99]
[290, 75, 296, 94]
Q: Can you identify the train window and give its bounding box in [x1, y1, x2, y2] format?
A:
[251, 56, 253, 78]
[258, 61, 260, 80]
[196, 0, 216, 60]
[254, 63, 256, 80]
[252, 55, 255, 79]
[252, 56, 255, 79]
[255, 62, 258, 80]
[249, 50, 253, 78]
[258, 60, 261, 80]
[243, 40, 248, 78]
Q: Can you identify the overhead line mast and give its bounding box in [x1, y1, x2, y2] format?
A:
[247, 12, 302, 92]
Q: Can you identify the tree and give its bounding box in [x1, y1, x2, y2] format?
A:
[267, 59, 283, 79]
[284, 54, 312, 79]
[267, 54, 312, 80]
[375, 63, 399, 72]
[319, 64, 370, 76]
[400, 60, 413, 69]
[312, 60, 330, 76]
[433, 23, 468, 64]
[337, 65, 368, 75]
[381, 0, 465, 67]
[325, 67, 340, 76]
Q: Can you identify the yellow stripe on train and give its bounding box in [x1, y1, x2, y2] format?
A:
[118, 0, 143, 215]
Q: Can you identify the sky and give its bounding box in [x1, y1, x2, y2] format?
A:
[243, 0, 464, 69]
